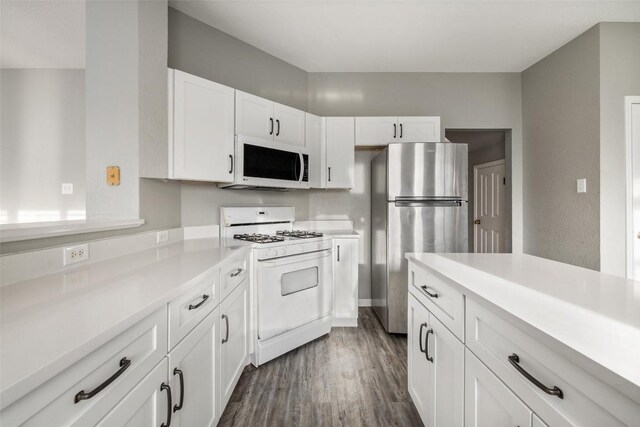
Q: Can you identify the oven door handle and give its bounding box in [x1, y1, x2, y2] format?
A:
[258, 248, 331, 265]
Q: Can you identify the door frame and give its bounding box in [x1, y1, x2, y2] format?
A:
[473, 159, 506, 253]
[625, 96, 640, 278]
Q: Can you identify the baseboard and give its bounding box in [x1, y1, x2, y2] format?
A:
[332, 317, 358, 327]
[358, 299, 372, 307]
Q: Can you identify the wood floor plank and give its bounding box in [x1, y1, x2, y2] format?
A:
[219, 308, 423, 427]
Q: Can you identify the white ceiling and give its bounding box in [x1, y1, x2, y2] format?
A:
[1, 1, 85, 69]
[170, 0, 640, 72]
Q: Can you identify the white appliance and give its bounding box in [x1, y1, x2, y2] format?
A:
[219, 135, 310, 190]
[220, 207, 332, 365]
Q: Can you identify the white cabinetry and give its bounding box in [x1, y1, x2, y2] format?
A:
[167, 69, 235, 182]
[355, 116, 440, 146]
[325, 117, 355, 189]
[305, 113, 326, 188]
[332, 238, 358, 326]
[235, 90, 305, 146]
[407, 293, 463, 427]
[219, 279, 250, 410]
[168, 308, 221, 427]
[465, 349, 532, 427]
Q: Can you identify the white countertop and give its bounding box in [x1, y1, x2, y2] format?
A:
[319, 230, 359, 239]
[0, 238, 251, 407]
[406, 253, 640, 391]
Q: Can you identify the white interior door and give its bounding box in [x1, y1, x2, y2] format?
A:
[628, 97, 640, 279]
[474, 159, 506, 253]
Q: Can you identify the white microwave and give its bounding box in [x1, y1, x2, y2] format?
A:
[219, 135, 310, 190]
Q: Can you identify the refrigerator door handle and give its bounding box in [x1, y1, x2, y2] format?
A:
[394, 200, 464, 207]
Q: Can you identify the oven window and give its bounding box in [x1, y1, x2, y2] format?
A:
[244, 144, 300, 181]
[281, 266, 318, 296]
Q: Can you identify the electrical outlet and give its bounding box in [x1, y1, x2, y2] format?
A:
[577, 178, 587, 193]
[63, 243, 90, 266]
[157, 230, 169, 244]
[62, 183, 73, 195]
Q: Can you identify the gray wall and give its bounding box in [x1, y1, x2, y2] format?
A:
[1, 69, 86, 224]
[599, 23, 640, 276]
[308, 149, 382, 300]
[169, 7, 311, 225]
[522, 26, 601, 270]
[168, 8, 307, 111]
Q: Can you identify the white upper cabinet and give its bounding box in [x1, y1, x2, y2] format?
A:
[305, 113, 325, 188]
[397, 116, 440, 142]
[325, 117, 355, 189]
[236, 90, 305, 146]
[273, 102, 305, 146]
[355, 116, 441, 146]
[171, 69, 235, 182]
[235, 90, 274, 140]
[355, 116, 398, 146]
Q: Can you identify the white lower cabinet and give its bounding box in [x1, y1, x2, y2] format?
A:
[219, 279, 250, 410]
[97, 358, 170, 427]
[168, 308, 221, 427]
[332, 238, 359, 326]
[408, 293, 463, 427]
[465, 349, 532, 427]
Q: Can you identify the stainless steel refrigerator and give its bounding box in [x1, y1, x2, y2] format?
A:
[371, 142, 468, 333]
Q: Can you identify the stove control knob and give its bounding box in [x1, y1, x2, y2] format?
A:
[278, 248, 286, 256]
[267, 249, 278, 258]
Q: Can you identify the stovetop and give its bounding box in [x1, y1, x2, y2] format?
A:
[234, 230, 324, 244]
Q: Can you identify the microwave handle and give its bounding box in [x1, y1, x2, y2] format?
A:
[298, 152, 304, 183]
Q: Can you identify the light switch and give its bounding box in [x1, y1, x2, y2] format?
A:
[577, 178, 587, 193]
[107, 166, 120, 186]
[62, 183, 73, 195]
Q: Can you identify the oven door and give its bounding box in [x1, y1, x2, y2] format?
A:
[257, 249, 333, 341]
[235, 135, 310, 189]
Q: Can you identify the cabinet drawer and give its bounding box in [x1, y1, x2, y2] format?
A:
[409, 262, 465, 341]
[466, 299, 640, 426]
[1, 308, 167, 427]
[220, 255, 248, 301]
[169, 267, 219, 350]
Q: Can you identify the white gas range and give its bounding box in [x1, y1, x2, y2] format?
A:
[220, 207, 333, 365]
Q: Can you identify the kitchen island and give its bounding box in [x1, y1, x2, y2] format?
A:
[406, 252, 640, 427]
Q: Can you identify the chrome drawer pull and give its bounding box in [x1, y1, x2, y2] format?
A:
[230, 268, 243, 277]
[74, 357, 131, 403]
[188, 294, 209, 310]
[420, 285, 438, 298]
[508, 353, 564, 399]
[222, 314, 230, 343]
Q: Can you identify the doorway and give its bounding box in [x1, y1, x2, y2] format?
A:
[445, 129, 512, 253]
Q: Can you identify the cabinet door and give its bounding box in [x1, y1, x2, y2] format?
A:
[220, 279, 250, 410]
[428, 314, 464, 427]
[273, 102, 305, 146]
[325, 117, 355, 189]
[397, 116, 440, 142]
[355, 116, 398, 146]
[333, 238, 358, 325]
[169, 308, 221, 427]
[465, 349, 532, 427]
[408, 294, 431, 424]
[172, 69, 235, 182]
[532, 414, 548, 427]
[96, 359, 169, 427]
[306, 113, 326, 188]
[235, 90, 274, 140]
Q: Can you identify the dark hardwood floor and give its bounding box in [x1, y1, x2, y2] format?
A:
[219, 308, 423, 427]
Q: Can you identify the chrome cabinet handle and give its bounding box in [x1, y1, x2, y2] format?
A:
[425, 328, 434, 362]
[276, 119, 280, 136]
[508, 354, 563, 399]
[269, 118, 274, 135]
[420, 285, 438, 298]
[393, 123, 397, 138]
[228, 154, 233, 174]
[188, 294, 209, 310]
[337, 245, 340, 262]
[418, 322, 427, 354]
[230, 267, 243, 277]
[74, 357, 131, 403]
[399, 123, 403, 138]
[222, 314, 229, 343]
[161, 383, 172, 427]
[172, 368, 184, 412]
